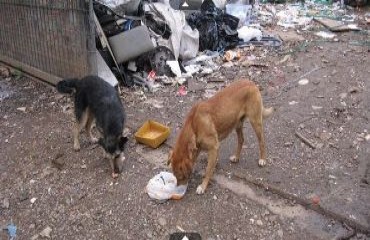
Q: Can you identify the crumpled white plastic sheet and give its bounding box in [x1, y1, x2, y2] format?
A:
[146, 171, 187, 200]
[145, 2, 199, 60]
[276, 5, 312, 28]
[237, 26, 262, 42]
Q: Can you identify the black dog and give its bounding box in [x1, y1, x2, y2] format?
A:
[57, 75, 128, 178]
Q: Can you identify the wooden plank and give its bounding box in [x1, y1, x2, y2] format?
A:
[314, 18, 361, 32]
[0, 54, 61, 85]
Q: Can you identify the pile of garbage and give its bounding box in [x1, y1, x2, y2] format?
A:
[94, 0, 271, 91]
[93, 0, 368, 91]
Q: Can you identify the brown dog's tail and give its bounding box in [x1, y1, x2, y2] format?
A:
[262, 107, 274, 119]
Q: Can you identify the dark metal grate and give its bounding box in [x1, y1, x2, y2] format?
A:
[0, 0, 95, 83]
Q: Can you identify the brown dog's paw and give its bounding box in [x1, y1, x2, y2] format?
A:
[229, 155, 239, 163]
[73, 144, 81, 151]
[258, 159, 266, 167]
[196, 185, 206, 195]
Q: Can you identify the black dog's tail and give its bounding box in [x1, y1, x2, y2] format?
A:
[56, 78, 79, 94]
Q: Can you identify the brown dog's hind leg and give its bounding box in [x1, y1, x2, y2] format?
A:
[230, 121, 244, 163]
[249, 116, 266, 167]
[86, 110, 98, 144]
[73, 110, 89, 151]
[196, 142, 219, 194]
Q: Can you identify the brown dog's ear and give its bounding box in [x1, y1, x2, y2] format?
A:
[187, 134, 197, 159]
[167, 150, 173, 166]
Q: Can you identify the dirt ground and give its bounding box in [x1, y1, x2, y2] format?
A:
[1, 10, 370, 240]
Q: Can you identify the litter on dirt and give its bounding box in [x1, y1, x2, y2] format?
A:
[146, 171, 187, 200]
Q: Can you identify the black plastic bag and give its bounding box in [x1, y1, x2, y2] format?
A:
[186, 0, 239, 52]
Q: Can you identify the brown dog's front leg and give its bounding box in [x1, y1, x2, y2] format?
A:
[230, 123, 244, 163]
[196, 144, 219, 194]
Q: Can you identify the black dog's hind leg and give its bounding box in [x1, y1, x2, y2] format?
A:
[85, 109, 98, 144]
[73, 94, 88, 151]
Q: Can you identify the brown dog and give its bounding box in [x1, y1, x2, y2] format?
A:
[168, 79, 273, 194]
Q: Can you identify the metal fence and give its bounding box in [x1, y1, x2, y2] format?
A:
[0, 0, 96, 85]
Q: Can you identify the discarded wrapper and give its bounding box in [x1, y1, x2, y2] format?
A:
[224, 50, 241, 62]
[146, 171, 187, 200]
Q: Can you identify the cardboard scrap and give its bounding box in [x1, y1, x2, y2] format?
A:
[271, 30, 305, 42]
[314, 18, 361, 32]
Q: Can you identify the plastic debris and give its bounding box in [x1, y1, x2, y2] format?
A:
[298, 78, 309, 85]
[39, 226, 52, 238]
[146, 171, 187, 200]
[276, 5, 312, 28]
[224, 50, 241, 62]
[166, 61, 182, 77]
[187, 0, 239, 51]
[226, 3, 252, 27]
[177, 85, 188, 96]
[315, 31, 336, 39]
[5, 223, 17, 240]
[237, 26, 262, 42]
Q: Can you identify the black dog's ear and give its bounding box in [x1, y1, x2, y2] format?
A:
[119, 136, 128, 150]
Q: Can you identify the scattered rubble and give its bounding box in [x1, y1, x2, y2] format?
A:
[92, 0, 369, 93]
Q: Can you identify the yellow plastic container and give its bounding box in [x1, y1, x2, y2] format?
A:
[135, 120, 170, 148]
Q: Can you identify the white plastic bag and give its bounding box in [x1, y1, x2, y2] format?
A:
[226, 4, 252, 27]
[146, 171, 187, 200]
[237, 26, 262, 42]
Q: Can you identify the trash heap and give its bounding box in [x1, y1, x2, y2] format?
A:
[94, 0, 368, 92]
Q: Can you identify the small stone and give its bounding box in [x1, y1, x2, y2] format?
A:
[39, 226, 52, 238]
[339, 93, 347, 99]
[289, 101, 298, 105]
[316, 143, 324, 149]
[146, 230, 153, 238]
[312, 195, 320, 205]
[30, 197, 37, 204]
[213, 195, 218, 200]
[158, 217, 167, 227]
[298, 78, 309, 85]
[2, 198, 10, 209]
[0, 66, 10, 77]
[348, 86, 360, 94]
[51, 157, 64, 170]
[312, 105, 323, 110]
[19, 190, 29, 202]
[249, 219, 255, 224]
[319, 132, 331, 141]
[365, 134, 370, 141]
[278, 229, 284, 238]
[284, 142, 293, 147]
[256, 220, 263, 226]
[17, 107, 26, 112]
[81, 164, 87, 169]
[31, 234, 39, 240]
